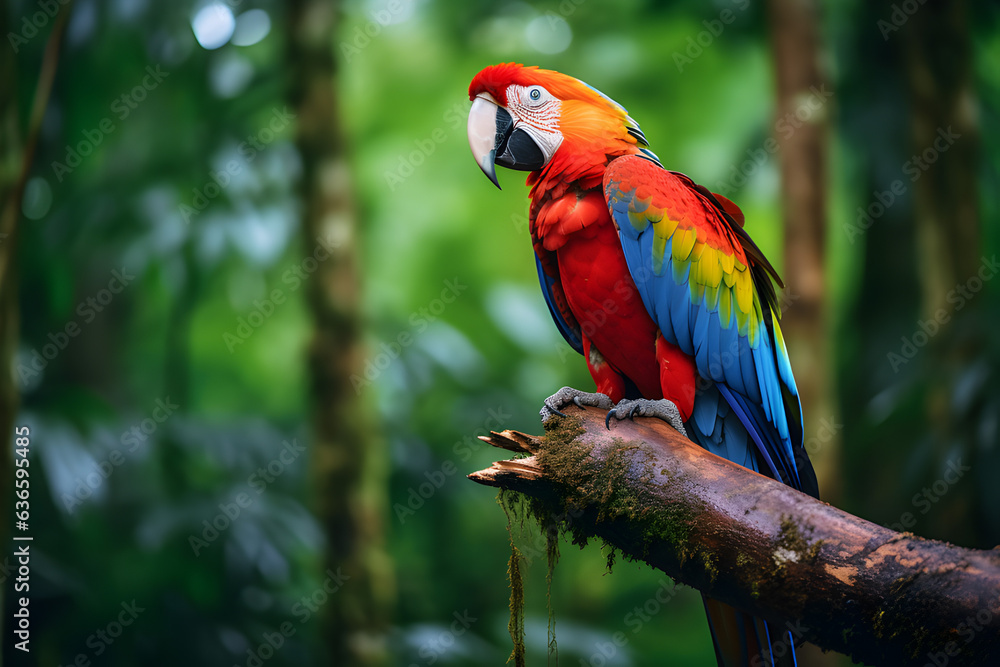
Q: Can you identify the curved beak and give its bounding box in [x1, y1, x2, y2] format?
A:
[467, 95, 546, 190]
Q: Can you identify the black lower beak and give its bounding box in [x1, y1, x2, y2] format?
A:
[495, 122, 546, 173]
[469, 96, 547, 189]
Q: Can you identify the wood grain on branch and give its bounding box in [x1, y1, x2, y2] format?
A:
[469, 406, 1000, 667]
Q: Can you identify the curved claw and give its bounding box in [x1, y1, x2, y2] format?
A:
[603, 398, 688, 436]
[544, 400, 568, 419]
[541, 387, 614, 424]
[605, 403, 642, 429]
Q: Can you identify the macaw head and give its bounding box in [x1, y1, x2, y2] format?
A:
[467, 63, 654, 189]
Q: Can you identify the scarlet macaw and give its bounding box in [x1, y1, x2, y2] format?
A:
[466, 63, 819, 667]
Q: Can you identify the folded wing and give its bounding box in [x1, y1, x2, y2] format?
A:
[603, 155, 812, 495]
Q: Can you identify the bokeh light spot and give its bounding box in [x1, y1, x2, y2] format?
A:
[22, 177, 53, 220]
[525, 14, 572, 54]
[232, 9, 271, 47]
[192, 3, 235, 50]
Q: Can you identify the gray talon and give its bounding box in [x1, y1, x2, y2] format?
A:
[540, 386, 613, 424]
[543, 399, 568, 419]
[605, 398, 688, 436]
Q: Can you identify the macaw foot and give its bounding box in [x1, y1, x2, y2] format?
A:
[540, 386, 614, 424]
[605, 398, 688, 437]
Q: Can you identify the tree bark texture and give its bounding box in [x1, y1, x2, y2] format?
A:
[470, 406, 1000, 667]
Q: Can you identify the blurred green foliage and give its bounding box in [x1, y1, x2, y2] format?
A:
[4, 0, 1000, 665]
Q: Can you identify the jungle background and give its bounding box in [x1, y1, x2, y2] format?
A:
[2, 0, 999, 665]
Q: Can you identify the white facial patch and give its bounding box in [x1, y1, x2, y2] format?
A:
[506, 84, 564, 164]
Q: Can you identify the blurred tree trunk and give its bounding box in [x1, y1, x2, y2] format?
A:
[766, 0, 838, 497]
[899, 0, 986, 548]
[836, 0, 990, 555]
[902, 1, 980, 318]
[766, 3, 841, 663]
[2, 6, 69, 661]
[0, 5, 22, 656]
[287, 2, 392, 665]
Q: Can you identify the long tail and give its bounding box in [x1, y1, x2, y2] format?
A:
[703, 597, 798, 667]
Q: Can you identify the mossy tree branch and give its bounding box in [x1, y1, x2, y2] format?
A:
[468, 406, 1000, 667]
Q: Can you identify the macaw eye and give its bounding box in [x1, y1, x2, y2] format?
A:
[529, 88, 541, 101]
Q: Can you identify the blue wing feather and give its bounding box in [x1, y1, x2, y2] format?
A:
[604, 156, 815, 496]
[534, 253, 583, 355]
